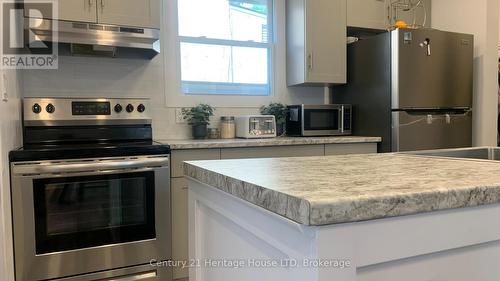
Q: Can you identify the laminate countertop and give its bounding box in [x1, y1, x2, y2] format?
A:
[158, 136, 381, 150]
[184, 153, 500, 226]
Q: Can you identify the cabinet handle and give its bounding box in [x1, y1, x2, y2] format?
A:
[308, 53, 314, 70]
[100, 0, 105, 11]
[87, 0, 93, 10]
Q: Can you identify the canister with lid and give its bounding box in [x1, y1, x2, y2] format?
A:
[220, 116, 236, 139]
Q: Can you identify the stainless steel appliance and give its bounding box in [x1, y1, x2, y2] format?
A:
[333, 28, 474, 152]
[10, 98, 171, 281]
[23, 13, 160, 58]
[286, 104, 352, 136]
[235, 115, 277, 139]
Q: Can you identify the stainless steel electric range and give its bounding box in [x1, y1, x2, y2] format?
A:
[9, 98, 171, 281]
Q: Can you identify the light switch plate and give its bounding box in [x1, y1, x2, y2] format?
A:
[175, 108, 186, 124]
[1, 73, 7, 102]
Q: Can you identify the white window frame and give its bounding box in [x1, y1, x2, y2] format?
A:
[164, 0, 279, 108]
[175, 0, 275, 96]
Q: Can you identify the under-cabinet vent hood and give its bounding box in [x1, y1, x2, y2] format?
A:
[26, 19, 160, 59]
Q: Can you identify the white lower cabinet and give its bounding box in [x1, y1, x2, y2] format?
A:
[171, 178, 189, 280]
[220, 145, 325, 159]
[171, 142, 378, 280]
[325, 143, 377, 155]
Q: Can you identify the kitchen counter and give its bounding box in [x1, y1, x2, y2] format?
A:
[185, 153, 500, 225]
[158, 136, 381, 150]
[185, 152, 500, 281]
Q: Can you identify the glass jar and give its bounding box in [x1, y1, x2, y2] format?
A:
[220, 116, 236, 139]
[208, 128, 220, 139]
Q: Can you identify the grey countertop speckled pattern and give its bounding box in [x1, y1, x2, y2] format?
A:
[184, 153, 500, 226]
[159, 136, 381, 150]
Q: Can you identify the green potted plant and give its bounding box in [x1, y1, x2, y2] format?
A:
[260, 102, 287, 136]
[182, 104, 215, 139]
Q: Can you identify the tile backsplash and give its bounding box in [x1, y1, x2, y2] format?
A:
[22, 53, 324, 140]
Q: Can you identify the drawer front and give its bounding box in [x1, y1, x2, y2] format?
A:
[325, 143, 377, 156]
[171, 149, 220, 178]
[220, 145, 325, 159]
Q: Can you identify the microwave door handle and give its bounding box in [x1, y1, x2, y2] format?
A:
[13, 157, 169, 175]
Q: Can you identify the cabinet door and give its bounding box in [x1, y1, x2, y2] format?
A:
[305, 0, 346, 84]
[171, 178, 189, 280]
[347, 0, 387, 30]
[24, 0, 97, 22]
[97, 0, 160, 28]
[324, 143, 377, 156]
[59, 0, 97, 22]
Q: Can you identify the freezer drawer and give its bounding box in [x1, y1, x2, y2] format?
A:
[392, 111, 472, 152]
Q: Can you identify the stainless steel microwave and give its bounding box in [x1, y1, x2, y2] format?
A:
[286, 104, 352, 136]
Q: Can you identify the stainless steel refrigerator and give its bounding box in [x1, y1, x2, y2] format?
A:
[333, 28, 474, 152]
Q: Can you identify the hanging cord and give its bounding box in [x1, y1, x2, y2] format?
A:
[410, 0, 427, 28]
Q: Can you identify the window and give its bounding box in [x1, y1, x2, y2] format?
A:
[177, 0, 273, 96]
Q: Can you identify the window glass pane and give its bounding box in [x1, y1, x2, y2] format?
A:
[232, 47, 268, 84]
[181, 42, 268, 85]
[178, 0, 270, 43]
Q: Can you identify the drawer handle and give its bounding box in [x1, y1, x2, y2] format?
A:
[109, 271, 156, 281]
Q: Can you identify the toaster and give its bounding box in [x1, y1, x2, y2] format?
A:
[235, 115, 277, 139]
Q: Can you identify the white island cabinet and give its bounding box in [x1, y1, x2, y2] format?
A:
[185, 153, 500, 281]
[166, 136, 380, 280]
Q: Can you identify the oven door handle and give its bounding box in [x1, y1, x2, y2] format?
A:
[13, 157, 169, 175]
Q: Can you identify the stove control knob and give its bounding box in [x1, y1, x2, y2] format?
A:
[126, 104, 134, 113]
[137, 104, 146, 113]
[32, 103, 41, 114]
[114, 104, 123, 113]
[46, 103, 55, 114]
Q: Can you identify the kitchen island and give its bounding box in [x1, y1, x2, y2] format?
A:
[184, 153, 500, 281]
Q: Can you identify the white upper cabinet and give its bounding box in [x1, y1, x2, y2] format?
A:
[24, 0, 97, 22]
[286, 0, 347, 86]
[59, 0, 97, 22]
[97, 0, 160, 28]
[347, 0, 388, 30]
[25, 0, 160, 29]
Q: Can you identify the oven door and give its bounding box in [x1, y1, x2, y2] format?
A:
[302, 105, 343, 136]
[10, 156, 171, 281]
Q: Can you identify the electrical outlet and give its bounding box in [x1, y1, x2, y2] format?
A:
[175, 108, 186, 124]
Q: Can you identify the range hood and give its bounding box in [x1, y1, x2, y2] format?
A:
[26, 19, 160, 59]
